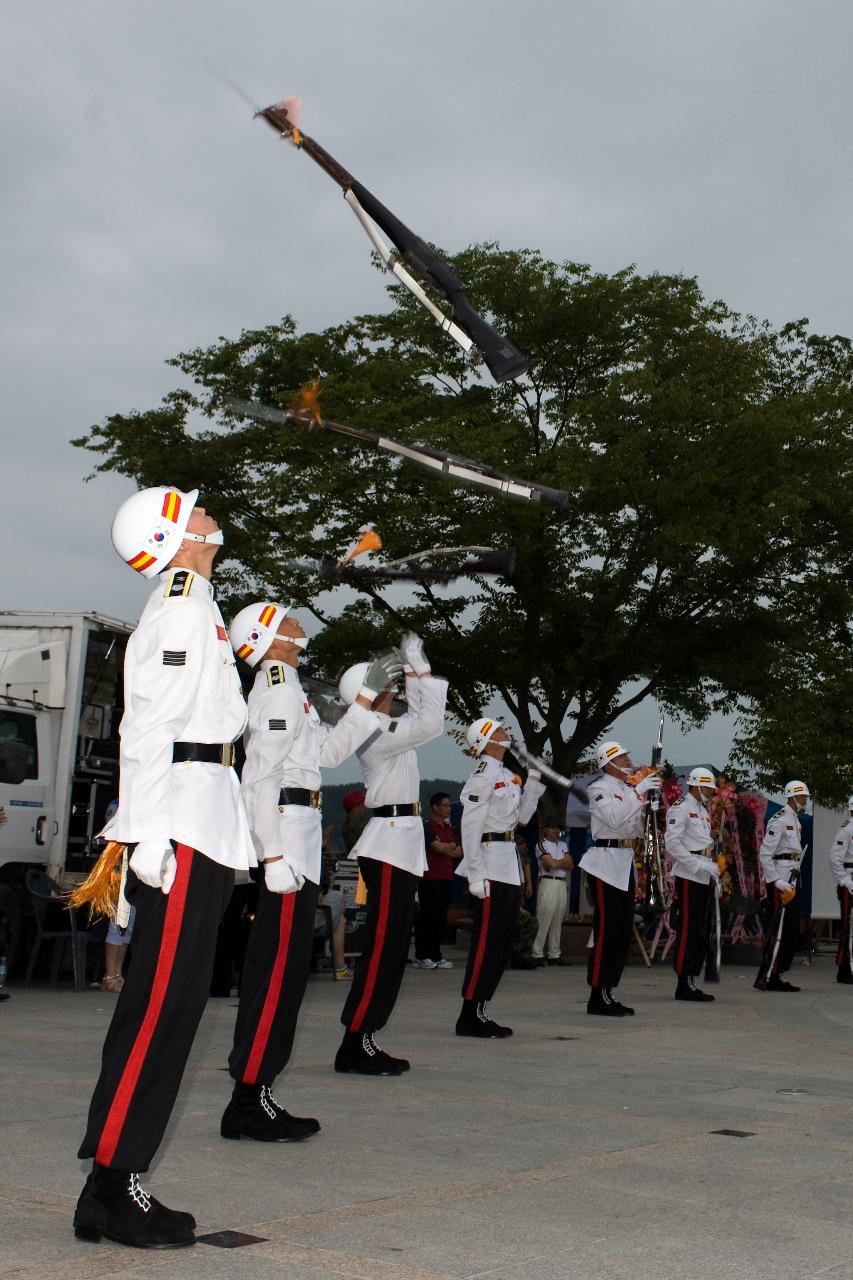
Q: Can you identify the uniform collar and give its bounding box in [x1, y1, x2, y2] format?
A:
[260, 659, 296, 681]
[158, 567, 214, 599]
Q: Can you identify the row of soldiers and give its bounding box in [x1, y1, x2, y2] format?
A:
[73, 483, 848, 1251]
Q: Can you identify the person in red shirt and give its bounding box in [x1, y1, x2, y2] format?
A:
[414, 793, 461, 968]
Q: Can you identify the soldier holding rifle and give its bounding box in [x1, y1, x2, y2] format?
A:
[754, 780, 810, 993]
[580, 741, 661, 1017]
[665, 767, 723, 1003]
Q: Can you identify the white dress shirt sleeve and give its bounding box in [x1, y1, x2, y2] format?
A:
[117, 601, 208, 843]
[368, 675, 448, 757]
[317, 702, 379, 769]
[758, 818, 787, 890]
[518, 773, 546, 825]
[460, 783, 490, 885]
[244, 683, 303, 858]
[828, 825, 853, 891]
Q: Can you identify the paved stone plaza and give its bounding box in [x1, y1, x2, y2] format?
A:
[3, 949, 853, 1280]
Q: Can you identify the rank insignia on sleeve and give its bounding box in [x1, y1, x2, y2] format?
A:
[266, 666, 286, 686]
[387, 722, 398, 734]
[163, 650, 186, 666]
[268, 719, 287, 731]
[468, 794, 479, 803]
[164, 570, 194, 598]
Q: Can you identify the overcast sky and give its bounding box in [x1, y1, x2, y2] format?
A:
[3, 1, 851, 782]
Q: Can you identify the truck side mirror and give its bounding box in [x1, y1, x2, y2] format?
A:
[0, 739, 28, 785]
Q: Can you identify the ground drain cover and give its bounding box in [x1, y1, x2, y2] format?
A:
[711, 1129, 755, 1138]
[198, 1231, 268, 1248]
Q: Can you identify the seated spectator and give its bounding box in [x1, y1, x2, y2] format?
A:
[414, 792, 461, 969]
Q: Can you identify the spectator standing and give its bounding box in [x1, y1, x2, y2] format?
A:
[342, 791, 369, 853]
[531, 820, 573, 966]
[414, 792, 460, 968]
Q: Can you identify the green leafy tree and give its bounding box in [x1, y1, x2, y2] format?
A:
[74, 248, 853, 803]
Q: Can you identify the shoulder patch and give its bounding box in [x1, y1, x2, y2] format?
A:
[474, 760, 488, 775]
[671, 796, 685, 807]
[163, 649, 186, 666]
[387, 721, 398, 734]
[689, 812, 699, 819]
[266, 665, 286, 687]
[268, 719, 287, 731]
[216, 624, 228, 642]
[164, 569, 194, 598]
[467, 794, 479, 803]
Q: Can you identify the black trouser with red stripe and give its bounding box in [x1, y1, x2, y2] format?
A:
[587, 868, 634, 990]
[837, 886, 853, 980]
[461, 881, 522, 1003]
[78, 845, 234, 1172]
[673, 877, 711, 979]
[757, 885, 799, 982]
[341, 858, 418, 1035]
[228, 878, 320, 1085]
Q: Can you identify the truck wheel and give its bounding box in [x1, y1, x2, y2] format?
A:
[0, 884, 23, 974]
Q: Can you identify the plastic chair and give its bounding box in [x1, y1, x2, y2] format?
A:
[24, 869, 103, 991]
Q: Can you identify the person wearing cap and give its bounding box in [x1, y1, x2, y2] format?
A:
[665, 768, 722, 1002]
[581, 741, 661, 1016]
[531, 819, 573, 967]
[828, 795, 853, 984]
[219, 603, 389, 1142]
[754, 780, 810, 993]
[454, 719, 545, 1036]
[75, 486, 256, 1250]
[342, 790, 369, 853]
[334, 633, 448, 1075]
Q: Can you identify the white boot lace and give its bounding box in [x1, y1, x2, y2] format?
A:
[362, 1033, 377, 1057]
[476, 1002, 490, 1023]
[127, 1173, 151, 1213]
[259, 1086, 277, 1119]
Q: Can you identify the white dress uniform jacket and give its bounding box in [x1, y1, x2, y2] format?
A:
[579, 773, 644, 891]
[350, 673, 448, 876]
[664, 795, 715, 884]
[240, 661, 378, 884]
[758, 804, 804, 890]
[103, 568, 256, 870]
[828, 818, 853, 893]
[456, 757, 545, 887]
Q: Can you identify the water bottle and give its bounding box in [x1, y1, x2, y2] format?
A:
[0, 955, 7, 988]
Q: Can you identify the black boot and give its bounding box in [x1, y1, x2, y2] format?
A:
[456, 999, 512, 1038]
[220, 1082, 320, 1142]
[586, 987, 625, 1017]
[837, 970, 853, 984]
[766, 975, 801, 992]
[753, 975, 768, 990]
[675, 976, 715, 1003]
[334, 1031, 406, 1075]
[604, 987, 635, 1015]
[73, 1167, 195, 1249]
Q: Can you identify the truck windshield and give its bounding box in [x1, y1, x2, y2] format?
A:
[0, 710, 38, 779]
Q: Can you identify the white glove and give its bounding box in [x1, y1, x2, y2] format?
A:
[263, 857, 303, 895]
[400, 631, 430, 676]
[844, 879, 853, 894]
[468, 879, 490, 900]
[130, 840, 176, 894]
[706, 862, 721, 880]
[361, 650, 405, 698]
[634, 773, 662, 797]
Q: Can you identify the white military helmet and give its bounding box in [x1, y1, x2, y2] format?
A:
[595, 740, 629, 769]
[111, 485, 199, 579]
[687, 767, 716, 790]
[229, 602, 291, 667]
[465, 717, 505, 756]
[784, 780, 810, 801]
[339, 662, 372, 706]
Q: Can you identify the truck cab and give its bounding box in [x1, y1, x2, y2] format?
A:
[0, 613, 132, 970]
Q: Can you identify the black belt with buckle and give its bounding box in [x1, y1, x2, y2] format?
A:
[844, 862, 853, 869]
[772, 854, 801, 861]
[278, 787, 321, 808]
[173, 741, 236, 767]
[371, 802, 422, 818]
[595, 838, 633, 848]
[539, 873, 566, 880]
[482, 831, 516, 842]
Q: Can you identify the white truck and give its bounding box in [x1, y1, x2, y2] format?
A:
[0, 612, 133, 969]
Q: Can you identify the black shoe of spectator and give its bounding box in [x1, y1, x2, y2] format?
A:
[73, 1168, 195, 1248]
[547, 957, 572, 966]
[511, 954, 538, 970]
[587, 988, 627, 1017]
[604, 987, 635, 1015]
[837, 971, 853, 984]
[675, 977, 715, 1002]
[221, 1083, 320, 1141]
[334, 1031, 405, 1075]
[766, 976, 801, 992]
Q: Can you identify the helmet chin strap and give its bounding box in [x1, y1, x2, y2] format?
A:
[183, 529, 225, 545]
[290, 635, 309, 651]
